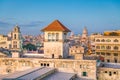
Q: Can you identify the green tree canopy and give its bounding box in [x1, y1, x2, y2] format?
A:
[23, 43, 37, 51]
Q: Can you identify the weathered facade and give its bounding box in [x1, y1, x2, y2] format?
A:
[0, 58, 97, 80]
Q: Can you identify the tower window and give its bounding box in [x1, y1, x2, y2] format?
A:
[14, 34, 16, 39]
[48, 33, 52, 41]
[56, 33, 59, 41]
[52, 33, 55, 41]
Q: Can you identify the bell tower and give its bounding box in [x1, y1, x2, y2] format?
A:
[11, 25, 22, 52]
[41, 20, 71, 58]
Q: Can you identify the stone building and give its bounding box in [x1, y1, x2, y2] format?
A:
[95, 36, 120, 63]
[0, 25, 22, 52]
[98, 62, 120, 80]
[69, 45, 84, 56]
[41, 20, 71, 58]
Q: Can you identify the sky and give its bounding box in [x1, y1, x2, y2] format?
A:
[0, 0, 120, 35]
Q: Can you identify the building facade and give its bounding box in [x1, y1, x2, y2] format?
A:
[0, 25, 22, 52]
[41, 20, 71, 58]
[95, 36, 120, 63]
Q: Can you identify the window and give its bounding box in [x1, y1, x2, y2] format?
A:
[41, 63, 43, 66]
[105, 71, 107, 73]
[107, 59, 110, 62]
[114, 59, 117, 63]
[106, 53, 110, 56]
[56, 33, 59, 41]
[96, 39, 100, 42]
[13, 45, 17, 48]
[47, 64, 49, 66]
[114, 39, 119, 42]
[14, 34, 16, 39]
[101, 46, 105, 49]
[96, 52, 100, 55]
[101, 52, 105, 55]
[114, 72, 116, 74]
[106, 39, 111, 42]
[114, 46, 119, 50]
[114, 53, 118, 56]
[52, 33, 55, 41]
[44, 63, 46, 66]
[48, 33, 51, 41]
[96, 46, 100, 49]
[109, 71, 112, 76]
[82, 72, 87, 76]
[101, 39, 105, 42]
[106, 46, 111, 50]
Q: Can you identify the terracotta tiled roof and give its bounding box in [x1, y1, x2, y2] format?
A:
[41, 20, 71, 32]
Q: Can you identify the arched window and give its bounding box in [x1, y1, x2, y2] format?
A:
[101, 39, 105, 42]
[114, 46, 119, 50]
[106, 46, 111, 50]
[106, 39, 111, 42]
[14, 34, 16, 39]
[114, 39, 119, 42]
[101, 46, 105, 49]
[96, 46, 100, 49]
[96, 39, 100, 42]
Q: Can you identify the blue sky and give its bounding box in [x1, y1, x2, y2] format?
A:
[0, 0, 120, 35]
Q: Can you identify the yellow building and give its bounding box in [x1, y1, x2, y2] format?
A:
[104, 30, 120, 36]
[95, 36, 120, 63]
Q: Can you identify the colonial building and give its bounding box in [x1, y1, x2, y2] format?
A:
[0, 25, 22, 52]
[95, 36, 120, 63]
[69, 45, 84, 56]
[41, 20, 71, 58]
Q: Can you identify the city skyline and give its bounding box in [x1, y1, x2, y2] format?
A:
[0, 0, 120, 35]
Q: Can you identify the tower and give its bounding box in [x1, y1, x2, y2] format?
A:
[41, 20, 71, 58]
[82, 27, 88, 38]
[11, 25, 22, 52]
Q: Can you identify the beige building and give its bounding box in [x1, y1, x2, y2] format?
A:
[98, 62, 120, 80]
[95, 36, 120, 63]
[41, 20, 71, 58]
[0, 25, 22, 52]
[69, 45, 84, 56]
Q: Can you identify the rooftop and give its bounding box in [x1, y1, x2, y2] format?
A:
[40, 71, 75, 80]
[99, 62, 120, 69]
[41, 20, 71, 32]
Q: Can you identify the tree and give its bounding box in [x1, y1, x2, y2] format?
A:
[23, 43, 37, 51]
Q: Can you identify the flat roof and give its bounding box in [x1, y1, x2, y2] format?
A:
[42, 72, 75, 80]
[1, 67, 42, 80]
[17, 67, 55, 80]
[100, 62, 120, 69]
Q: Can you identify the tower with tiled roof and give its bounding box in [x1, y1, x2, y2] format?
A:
[41, 20, 71, 58]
